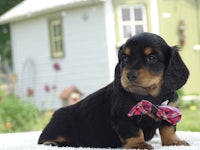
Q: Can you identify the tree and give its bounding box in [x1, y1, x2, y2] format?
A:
[0, 0, 23, 73]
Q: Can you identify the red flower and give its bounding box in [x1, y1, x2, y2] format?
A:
[53, 63, 61, 71]
[27, 88, 34, 97]
[44, 85, 50, 93]
[5, 122, 12, 128]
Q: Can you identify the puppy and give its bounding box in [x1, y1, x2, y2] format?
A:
[38, 32, 189, 149]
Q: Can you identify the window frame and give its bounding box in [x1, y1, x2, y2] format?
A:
[118, 5, 148, 43]
[48, 17, 65, 59]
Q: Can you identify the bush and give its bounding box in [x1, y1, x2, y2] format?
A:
[0, 86, 40, 133]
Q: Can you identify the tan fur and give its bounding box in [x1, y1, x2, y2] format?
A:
[124, 47, 131, 56]
[159, 126, 189, 146]
[121, 129, 153, 149]
[120, 67, 163, 96]
[144, 47, 153, 55]
[42, 136, 68, 146]
[54, 136, 68, 143]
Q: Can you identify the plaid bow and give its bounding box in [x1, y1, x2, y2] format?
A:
[128, 100, 182, 125]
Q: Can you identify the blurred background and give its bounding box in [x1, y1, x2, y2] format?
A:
[0, 0, 199, 133]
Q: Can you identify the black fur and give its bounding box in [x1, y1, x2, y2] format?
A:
[164, 46, 189, 91]
[38, 32, 189, 148]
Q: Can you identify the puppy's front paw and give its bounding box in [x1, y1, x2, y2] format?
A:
[121, 129, 153, 149]
[130, 142, 153, 149]
[162, 139, 190, 146]
[159, 126, 190, 147]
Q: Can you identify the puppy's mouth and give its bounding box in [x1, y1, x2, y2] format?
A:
[120, 68, 164, 96]
[124, 83, 158, 96]
[127, 83, 157, 90]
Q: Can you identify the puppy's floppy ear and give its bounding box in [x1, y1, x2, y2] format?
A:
[114, 44, 124, 83]
[164, 46, 189, 91]
[117, 44, 124, 60]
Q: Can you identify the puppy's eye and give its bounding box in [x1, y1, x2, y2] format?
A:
[146, 55, 157, 64]
[122, 55, 129, 62]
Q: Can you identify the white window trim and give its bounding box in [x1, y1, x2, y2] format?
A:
[49, 17, 64, 59]
[118, 5, 148, 44]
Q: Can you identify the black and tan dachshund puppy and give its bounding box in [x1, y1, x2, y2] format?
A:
[38, 32, 189, 149]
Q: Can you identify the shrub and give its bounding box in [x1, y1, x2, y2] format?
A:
[0, 86, 40, 133]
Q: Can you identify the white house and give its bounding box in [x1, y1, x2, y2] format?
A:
[0, 0, 118, 109]
[0, 0, 160, 110]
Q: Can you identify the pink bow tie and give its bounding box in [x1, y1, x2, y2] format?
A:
[128, 100, 182, 125]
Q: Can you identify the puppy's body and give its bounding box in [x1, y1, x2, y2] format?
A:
[38, 83, 168, 147]
[39, 84, 121, 148]
[38, 33, 189, 149]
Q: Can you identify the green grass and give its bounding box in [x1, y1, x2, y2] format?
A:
[32, 111, 52, 131]
[177, 109, 200, 132]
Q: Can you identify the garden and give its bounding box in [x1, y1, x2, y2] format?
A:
[177, 93, 200, 132]
[0, 84, 50, 133]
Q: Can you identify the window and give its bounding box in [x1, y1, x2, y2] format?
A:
[49, 17, 64, 58]
[119, 5, 147, 42]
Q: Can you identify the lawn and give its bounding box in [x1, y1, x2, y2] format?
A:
[32, 111, 52, 131]
[177, 109, 200, 132]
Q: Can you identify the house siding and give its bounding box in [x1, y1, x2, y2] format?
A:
[10, 3, 110, 109]
[158, 0, 200, 95]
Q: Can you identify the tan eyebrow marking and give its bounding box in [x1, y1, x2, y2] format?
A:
[124, 47, 131, 56]
[144, 47, 153, 55]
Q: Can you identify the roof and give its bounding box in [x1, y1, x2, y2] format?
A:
[0, 0, 104, 25]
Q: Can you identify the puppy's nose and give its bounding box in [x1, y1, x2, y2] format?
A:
[127, 71, 139, 81]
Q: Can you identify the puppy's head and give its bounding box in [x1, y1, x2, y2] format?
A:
[115, 32, 189, 97]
